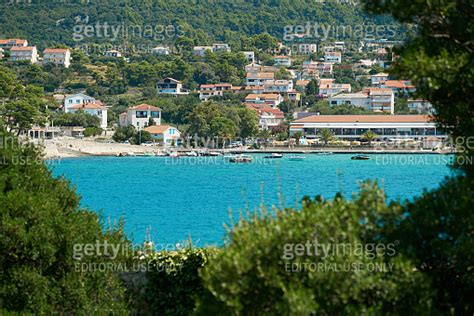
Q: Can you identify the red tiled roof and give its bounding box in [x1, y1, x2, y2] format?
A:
[69, 103, 106, 110]
[128, 104, 162, 111]
[10, 46, 35, 51]
[44, 48, 69, 53]
[144, 125, 177, 134]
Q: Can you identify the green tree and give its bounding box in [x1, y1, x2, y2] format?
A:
[0, 131, 129, 313]
[361, 130, 378, 146]
[112, 126, 136, 143]
[293, 131, 303, 146]
[237, 107, 259, 138]
[319, 128, 335, 145]
[305, 79, 319, 96]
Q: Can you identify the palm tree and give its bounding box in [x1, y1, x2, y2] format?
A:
[293, 131, 303, 147]
[362, 130, 378, 147]
[319, 128, 334, 146]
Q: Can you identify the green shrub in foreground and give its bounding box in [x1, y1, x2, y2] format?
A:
[0, 132, 129, 314]
[136, 247, 217, 315]
[196, 183, 434, 315]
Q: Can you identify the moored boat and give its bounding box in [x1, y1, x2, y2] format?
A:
[264, 153, 283, 159]
[351, 154, 370, 160]
[289, 155, 306, 161]
[229, 154, 253, 163]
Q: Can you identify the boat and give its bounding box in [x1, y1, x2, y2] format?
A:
[143, 152, 155, 156]
[186, 151, 198, 157]
[229, 154, 253, 163]
[351, 154, 370, 160]
[208, 151, 222, 156]
[317, 151, 334, 155]
[289, 155, 306, 161]
[264, 153, 283, 159]
[169, 152, 179, 158]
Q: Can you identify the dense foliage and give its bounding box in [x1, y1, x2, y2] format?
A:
[0, 131, 129, 313]
[136, 247, 216, 315]
[0, 0, 400, 50]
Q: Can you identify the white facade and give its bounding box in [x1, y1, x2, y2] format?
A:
[324, 52, 342, 63]
[43, 48, 71, 68]
[263, 80, 294, 93]
[105, 50, 122, 58]
[212, 43, 231, 53]
[0, 48, 3, 59]
[319, 83, 351, 98]
[151, 46, 170, 55]
[193, 46, 212, 57]
[329, 90, 395, 114]
[64, 93, 97, 112]
[119, 104, 162, 129]
[199, 83, 233, 100]
[144, 125, 181, 146]
[290, 115, 446, 140]
[408, 99, 434, 114]
[246, 72, 275, 86]
[157, 78, 189, 95]
[10, 46, 38, 63]
[273, 56, 292, 67]
[242, 51, 255, 63]
[68, 104, 108, 129]
[371, 73, 389, 86]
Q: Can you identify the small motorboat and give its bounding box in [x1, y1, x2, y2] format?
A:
[169, 152, 179, 158]
[289, 155, 306, 161]
[317, 151, 334, 155]
[186, 151, 198, 157]
[230, 155, 253, 163]
[351, 155, 370, 160]
[264, 153, 283, 159]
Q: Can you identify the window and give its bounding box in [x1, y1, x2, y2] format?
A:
[151, 111, 160, 118]
[169, 129, 175, 135]
[136, 111, 147, 118]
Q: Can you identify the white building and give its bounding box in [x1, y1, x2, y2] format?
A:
[68, 103, 108, 129]
[199, 83, 233, 100]
[64, 93, 97, 112]
[144, 125, 181, 146]
[0, 38, 28, 50]
[193, 46, 212, 57]
[247, 104, 285, 130]
[212, 43, 231, 53]
[290, 115, 446, 140]
[370, 73, 389, 86]
[329, 89, 395, 114]
[119, 104, 161, 129]
[334, 41, 346, 52]
[10, 46, 38, 63]
[408, 99, 434, 114]
[367, 88, 395, 114]
[263, 80, 294, 93]
[246, 72, 275, 86]
[273, 55, 292, 67]
[151, 46, 170, 55]
[319, 81, 351, 98]
[245, 93, 283, 108]
[0, 48, 3, 59]
[324, 51, 342, 63]
[43, 48, 71, 68]
[242, 51, 255, 63]
[156, 78, 189, 95]
[105, 50, 122, 58]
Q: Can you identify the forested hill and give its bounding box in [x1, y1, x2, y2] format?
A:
[0, 0, 399, 50]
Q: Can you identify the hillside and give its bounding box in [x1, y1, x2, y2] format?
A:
[0, 0, 400, 50]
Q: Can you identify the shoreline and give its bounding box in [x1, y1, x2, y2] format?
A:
[41, 138, 455, 159]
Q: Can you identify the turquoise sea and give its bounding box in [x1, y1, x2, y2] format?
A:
[50, 154, 453, 246]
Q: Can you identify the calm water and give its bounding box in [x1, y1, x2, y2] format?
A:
[50, 154, 452, 246]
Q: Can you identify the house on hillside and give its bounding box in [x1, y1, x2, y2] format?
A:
[408, 99, 434, 114]
[212, 43, 231, 53]
[245, 93, 283, 108]
[63, 93, 97, 112]
[68, 103, 108, 129]
[43, 48, 71, 68]
[119, 104, 162, 129]
[10, 46, 38, 63]
[273, 55, 292, 67]
[199, 83, 233, 100]
[370, 73, 389, 86]
[151, 46, 171, 55]
[319, 82, 351, 98]
[324, 51, 342, 63]
[246, 104, 285, 130]
[156, 78, 189, 95]
[245, 72, 275, 86]
[144, 125, 181, 146]
[105, 50, 122, 58]
[193, 46, 212, 57]
[242, 51, 255, 63]
[0, 38, 28, 50]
